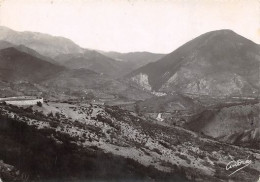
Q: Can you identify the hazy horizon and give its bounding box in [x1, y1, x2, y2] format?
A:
[0, 0, 259, 53]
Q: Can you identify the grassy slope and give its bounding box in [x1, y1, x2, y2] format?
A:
[0, 103, 259, 182]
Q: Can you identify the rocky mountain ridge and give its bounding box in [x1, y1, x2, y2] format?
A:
[128, 30, 260, 98]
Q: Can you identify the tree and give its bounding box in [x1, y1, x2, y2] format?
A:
[55, 112, 60, 119]
[48, 112, 54, 117]
[37, 101, 42, 107]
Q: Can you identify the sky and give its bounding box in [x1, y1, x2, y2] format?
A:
[0, 0, 259, 53]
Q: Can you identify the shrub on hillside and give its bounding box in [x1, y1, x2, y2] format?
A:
[37, 102, 42, 107]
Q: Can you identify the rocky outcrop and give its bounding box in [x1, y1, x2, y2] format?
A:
[0, 160, 25, 181]
[131, 73, 152, 91]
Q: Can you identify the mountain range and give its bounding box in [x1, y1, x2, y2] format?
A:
[0, 26, 83, 58]
[0, 45, 152, 101]
[1, 26, 259, 99]
[0, 26, 162, 100]
[0, 26, 164, 78]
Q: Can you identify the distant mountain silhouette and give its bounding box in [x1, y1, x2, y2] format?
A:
[55, 50, 130, 78]
[0, 40, 15, 49]
[0, 47, 64, 82]
[100, 51, 166, 70]
[0, 26, 83, 58]
[0, 41, 58, 65]
[56, 50, 166, 78]
[0, 26, 159, 77]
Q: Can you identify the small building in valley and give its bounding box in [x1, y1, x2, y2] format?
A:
[0, 96, 43, 106]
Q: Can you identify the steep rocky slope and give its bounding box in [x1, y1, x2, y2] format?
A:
[185, 101, 260, 149]
[219, 127, 260, 149]
[128, 30, 260, 97]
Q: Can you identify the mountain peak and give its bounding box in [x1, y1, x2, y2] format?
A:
[128, 30, 260, 95]
[201, 29, 255, 45]
[201, 29, 237, 38]
[208, 29, 235, 34]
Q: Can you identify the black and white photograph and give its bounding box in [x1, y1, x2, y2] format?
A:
[0, 0, 259, 181]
